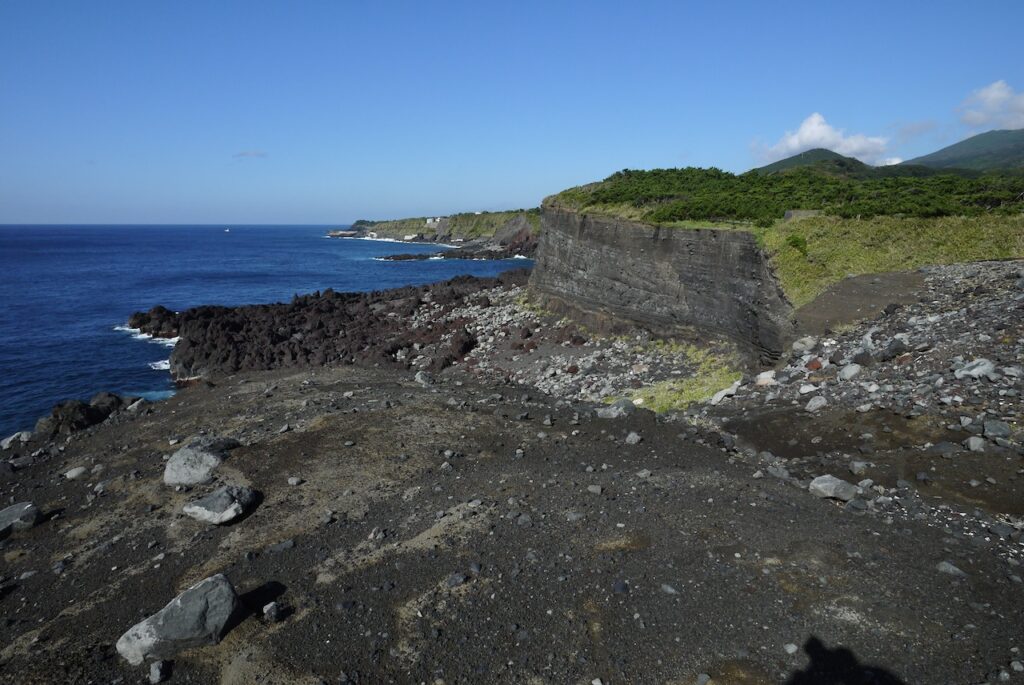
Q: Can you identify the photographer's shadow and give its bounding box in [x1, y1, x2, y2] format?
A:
[785, 637, 906, 685]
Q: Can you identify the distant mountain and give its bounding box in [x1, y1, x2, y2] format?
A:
[753, 148, 870, 175]
[902, 129, 1024, 171]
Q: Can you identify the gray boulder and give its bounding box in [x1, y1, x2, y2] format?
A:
[163, 437, 240, 486]
[1, 431, 31, 450]
[792, 336, 818, 354]
[0, 501, 43, 539]
[115, 574, 242, 666]
[710, 380, 740, 405]
[809, 475, 858, 502]
[805, 396, 828, 413]
[838, 364, 862, 381]
[954, 358, 996, 380]
[983, 420, 1012, 439]
[183, 486, 258, 525]
[596, 399, 636, 419]
[937, 561, 968, 578]
[964, 436, 987, 453]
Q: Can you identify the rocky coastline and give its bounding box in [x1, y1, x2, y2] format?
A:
[2, 256, 1023, 683]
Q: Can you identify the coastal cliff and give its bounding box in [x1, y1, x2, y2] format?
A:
[530, 205, 793, 360]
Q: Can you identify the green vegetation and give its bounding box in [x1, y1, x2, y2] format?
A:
[549, 165, 1024, 224]
[903, 129, 1024, 171]
[619, 344, 741, 412]
[754, 148, 869, 175]
[353, 208, 540, 240]
[756, 214, 1024, 307]
[549, 156, 1024, 307]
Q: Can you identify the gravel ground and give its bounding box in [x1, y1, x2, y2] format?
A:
[1, 260, 1022, 684]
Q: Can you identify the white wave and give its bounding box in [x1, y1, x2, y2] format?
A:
[512, 254, 531, 260]
[340, 235, 458, 248]
[148, 359, 171, 371]
[341, 235, 405, 243]
[115, 324, 178, 347]
[427, 255, 445, 260]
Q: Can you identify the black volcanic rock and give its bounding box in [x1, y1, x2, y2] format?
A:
[128, 305, 179, 338]
[129, 270, 529, 379]
[34, 392, 134, 438]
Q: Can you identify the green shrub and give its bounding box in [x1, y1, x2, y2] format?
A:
[785, 234, 808, 256]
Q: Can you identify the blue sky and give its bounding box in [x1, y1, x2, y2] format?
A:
[1, 1, 1022, 224]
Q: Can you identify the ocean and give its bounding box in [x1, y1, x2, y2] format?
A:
[0, 225, 529, 436]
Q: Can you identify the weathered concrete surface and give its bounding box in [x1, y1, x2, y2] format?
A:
[530, 207, 794, 360]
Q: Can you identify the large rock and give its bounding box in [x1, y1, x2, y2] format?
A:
[596, 398, 637, 419]
[34, 400, 105, 438]
[809, 475, 858, 502]
[32, 393, 131, 439]
[838, 364, 862, 381]
[89, 391, 126, 416]
[983, 420, 1012, 439]
[0, 502, 43, 539]
[710, 380, 741, 405]
[954, 359, 996, 380]
[805, 396, 828, 413]
[791, 336, 818, 355]
[183, 486, 258, 524]
[163, 437, 240, 486]
[115, 574, 242, 666]
[1, 431, 31, 450]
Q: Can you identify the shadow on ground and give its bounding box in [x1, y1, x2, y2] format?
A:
[785, 637, 906, 684]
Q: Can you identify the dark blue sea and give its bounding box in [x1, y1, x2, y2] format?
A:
[0, 225, 529, 436]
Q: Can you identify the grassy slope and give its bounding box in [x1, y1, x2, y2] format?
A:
[623, 343, 741, 411]
[546, 168, 1024, 307]
[354, 209, 539, 240]
[903, 129, 1024, 170]
[756, 214, 1024, 307]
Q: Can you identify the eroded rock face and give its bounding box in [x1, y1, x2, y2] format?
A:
[163, 438, 241, 486]
[115, 574, 241, 666]
[529, 207, 794, 361]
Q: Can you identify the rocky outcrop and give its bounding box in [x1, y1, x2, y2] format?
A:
[129, 270, 529, 379]
[380, 213, 539, 261]
[529, 206, 793, 360]
[33, 391, 137, 438]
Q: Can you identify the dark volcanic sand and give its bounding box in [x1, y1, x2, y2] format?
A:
[2, 261, 1022, 684]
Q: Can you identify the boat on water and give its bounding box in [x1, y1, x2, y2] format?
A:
[224, 228, 230, 232]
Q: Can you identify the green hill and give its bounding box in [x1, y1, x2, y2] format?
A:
[754, 148, 870, 175]
[754, 148, 965, 179]
[902, 129, 1024, 170]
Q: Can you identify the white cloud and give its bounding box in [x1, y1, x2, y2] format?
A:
[878, 157, 903, 166]
[759, 113, 891, 165]
[960, 80, 1024, 129]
